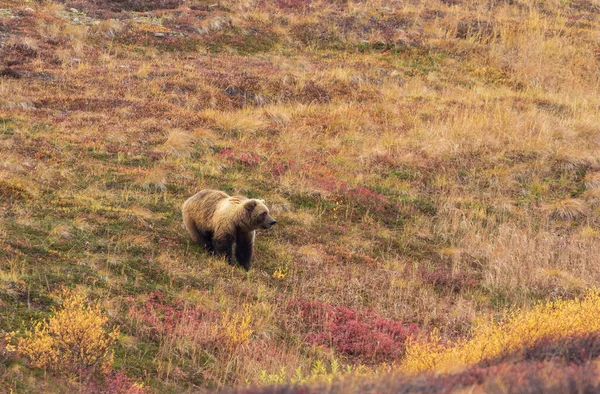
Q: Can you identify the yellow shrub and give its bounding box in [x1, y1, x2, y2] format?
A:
[402, 290, 600, 374]
[16, 289, 119, 380]
[221, 304, 253, 347]
[273, 264, 288, 279]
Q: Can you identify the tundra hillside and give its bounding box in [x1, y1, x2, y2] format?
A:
[0, 0, 599, 392]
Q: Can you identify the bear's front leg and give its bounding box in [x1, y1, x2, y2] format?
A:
[234, 230, 254, 271]
[213, 235, 234, 266]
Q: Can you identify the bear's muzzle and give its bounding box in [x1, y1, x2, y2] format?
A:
[263, 218, 277, 229]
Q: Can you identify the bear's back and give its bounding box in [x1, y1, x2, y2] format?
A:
[183, 189, 229, 222]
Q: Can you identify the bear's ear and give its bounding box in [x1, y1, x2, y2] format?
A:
[244, 200, 257, 211]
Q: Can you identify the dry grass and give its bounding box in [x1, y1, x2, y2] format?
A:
[0, 81, 34, 110]
[0, 0, 599, 392]
[154, 130, 196, 158]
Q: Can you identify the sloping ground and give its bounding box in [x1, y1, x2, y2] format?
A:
[0, 0, 599, 392]
[234, 292, 600, 393]
[234, 361, 600, 394]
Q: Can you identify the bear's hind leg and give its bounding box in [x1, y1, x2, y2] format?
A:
[184, 218, 214, 252]
[213, 235, 234, 266]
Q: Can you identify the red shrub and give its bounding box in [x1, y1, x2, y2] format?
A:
[267, 159, 296, 176]
[218, 148, 261, 167]
[300, 81, 331, 103]
[219, 148, 236, 161]
[238, 152, 261, 167]
[347, 186, 388, 211]
[126, 291, 215, 340]
[289, 301, 418, 364]
[312, 176, 347, 194]
[97, 371, 147, 394]
[311, 177, 389, 213]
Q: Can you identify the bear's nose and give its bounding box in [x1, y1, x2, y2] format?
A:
[270, 219, 277, 226]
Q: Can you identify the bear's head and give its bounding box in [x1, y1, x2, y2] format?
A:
[244, 199, 276, 230]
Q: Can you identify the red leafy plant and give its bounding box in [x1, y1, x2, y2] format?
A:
[126, 291, 219, 342]
[312, 176, 390, 213]
[219, 148, 261, 167]
[87, 371, 148, 394]
[267, 158, 296, 176]
[288, 300, 418, 364]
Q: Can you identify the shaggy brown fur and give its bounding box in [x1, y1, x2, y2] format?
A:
[182, 189, 276, 270]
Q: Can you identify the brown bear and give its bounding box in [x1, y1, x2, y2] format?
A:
[182, 189, 276, 270]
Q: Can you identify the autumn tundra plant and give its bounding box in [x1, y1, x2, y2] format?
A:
[258, 359, 385, 386]
[289, 300, 419, 365]
[14, 288, 119, 382]
[401, 290, 600, 375]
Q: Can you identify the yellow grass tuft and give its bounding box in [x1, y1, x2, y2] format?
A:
[263, 107, 292, 125]
[135, 63, 152, 79]
[5, 36, 39, 52]
[544, 198, 588, 221]
[0, 81, 33, 110]
[0, 155, 25, 173]
[137, 167, 167, 191]
[580, 225, 600, 239]
[36, 20, 62, 42]
[155, 130, 195, 158]
[202, 108, 266, 138]
[541, 268, 587, 291]
[95, 19, 124, 38]
[584, 172, 600, 190]
[48, 224, 73, 241]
